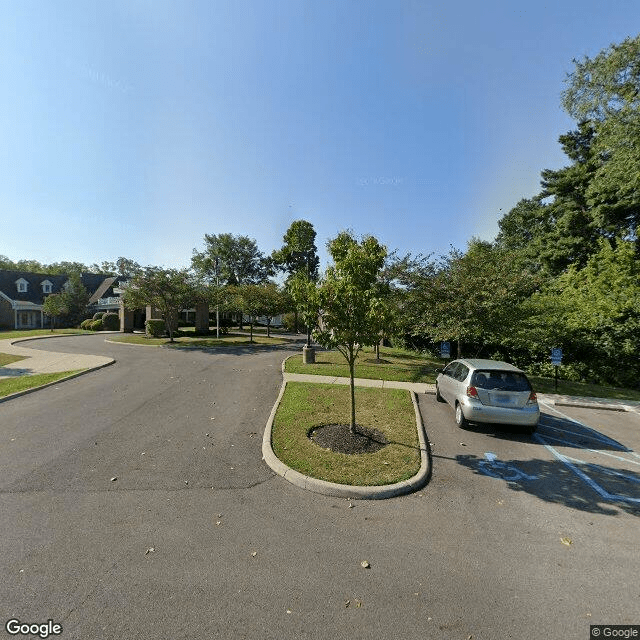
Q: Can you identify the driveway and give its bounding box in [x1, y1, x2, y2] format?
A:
[1, 335, 638, 640]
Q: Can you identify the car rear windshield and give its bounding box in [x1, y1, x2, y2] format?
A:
[470, 370, 532, 392]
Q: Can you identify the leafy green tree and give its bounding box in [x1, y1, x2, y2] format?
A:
[0, 255, 18, 270]
[192, 233, 269, 286]
[45, 261, 88, 276]
[496, 123, 602, 275]
[256, 282, 290, 337]
[405, 241, 539, 358]
[115, 257, 143, 278]
[232, 284, 265, 343]
[122, 267, 197, 342]
[271, 220, 320, 281]
[314, 232, 388, 433]
[288, 271, 320, 342]
[271, 220, 320, 337]
[14, 259, 46, 273]
[553, 237, 640, 385]
[193, 234, 270, 328]
[59, 273, 90, 327]
[42, 294, 68, 331]
[562, 34, 640, 243]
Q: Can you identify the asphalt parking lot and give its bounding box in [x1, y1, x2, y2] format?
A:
[1, 335, 638, 639]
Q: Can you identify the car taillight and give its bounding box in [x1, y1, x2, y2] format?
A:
[466, 386, 478, 397]
[527, 392, 537, 405]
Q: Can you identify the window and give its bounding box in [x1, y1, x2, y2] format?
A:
[41, 280, 53, 294]
[15, 278, 28, 293]
[443, 362, 458, 378]
[455, 365, 470, 382]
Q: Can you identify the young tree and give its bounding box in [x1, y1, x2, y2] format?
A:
[314, 232, 388, 434]
[257, 282, 290, 337]
[232, 284, 265, 343]
[42, 294, 68, 332]
[122, 267, 196, 342]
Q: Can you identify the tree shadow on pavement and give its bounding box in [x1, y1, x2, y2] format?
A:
[457, 411, 630, 452]
[455, 453, 640, 517]
[168, 342, 305, 357]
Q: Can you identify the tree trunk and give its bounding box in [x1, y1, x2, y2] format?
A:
[457, 337, 462, 359]
[267, 319, 271, 338]
[250, 321, 254, 343]
[349, 356, 356, 434]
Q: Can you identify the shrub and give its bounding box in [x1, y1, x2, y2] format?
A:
[214, 317, 234, 335]
[80, 319, 93, 330]
[91, 319, 104, 331]
[146, 318, 166, 338]
[92, 311, 105, 320]
[102, 312, 120, 331]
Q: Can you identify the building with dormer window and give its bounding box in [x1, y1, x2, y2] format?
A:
[0, 270, 125, 330]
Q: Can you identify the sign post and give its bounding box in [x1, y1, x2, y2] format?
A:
[551, 347, 562, 392]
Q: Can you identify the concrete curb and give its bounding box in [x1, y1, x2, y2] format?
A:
[262, 361, 432, 500]
[538, 393, 640, 414]
[0, 359, 115, 403]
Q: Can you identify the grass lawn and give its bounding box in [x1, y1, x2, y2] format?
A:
[0, 370, 85, 398]
[0, 353, 27, 366]
[285, 346, 442, 384]
[0, 329, 90, 341]
[288, 345, 640, 402]
[529, 376, 640, 401]
[110, 332, 288, 347]
[272, 382, 421, 486]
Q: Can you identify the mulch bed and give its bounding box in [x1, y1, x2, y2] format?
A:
[309, 423, 389, 455]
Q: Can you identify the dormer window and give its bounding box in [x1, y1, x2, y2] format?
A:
[15, 278, 28, 293]
[41, 280, 53, 294]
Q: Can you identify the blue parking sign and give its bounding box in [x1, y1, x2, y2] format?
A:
[441, 341, 451, 358]
[551, 347, 562, 365]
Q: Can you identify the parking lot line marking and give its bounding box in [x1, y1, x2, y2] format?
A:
[534, 404, 640, 503]
[534, 436, 640, 504]
[536, 433, 640, 466]
[538, 403, 630, 449]
[537, 421, 628, 449]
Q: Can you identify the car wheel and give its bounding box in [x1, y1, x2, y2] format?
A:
[435, 384, 445, 403]
[455, 403, 468, 428]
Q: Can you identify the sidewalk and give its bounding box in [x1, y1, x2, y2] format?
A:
[284, 372, 640, 414]
[283, 371, 435, 395]
[0, 335, 114, 380]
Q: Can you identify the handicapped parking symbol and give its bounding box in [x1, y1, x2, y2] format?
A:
[477, 452, 539, 482]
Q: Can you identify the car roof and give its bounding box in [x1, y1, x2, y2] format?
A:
[454, 359, 525, 373]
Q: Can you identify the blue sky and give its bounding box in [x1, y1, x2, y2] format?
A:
[2, 1, 638, 272]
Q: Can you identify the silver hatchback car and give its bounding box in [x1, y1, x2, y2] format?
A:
[435, 359, 539, 433]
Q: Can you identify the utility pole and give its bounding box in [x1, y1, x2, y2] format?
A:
[215, 256, 220, 339]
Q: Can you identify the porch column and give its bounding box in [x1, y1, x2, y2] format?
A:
[119, 303, 135, 333]
[194, 302, 210, 335]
